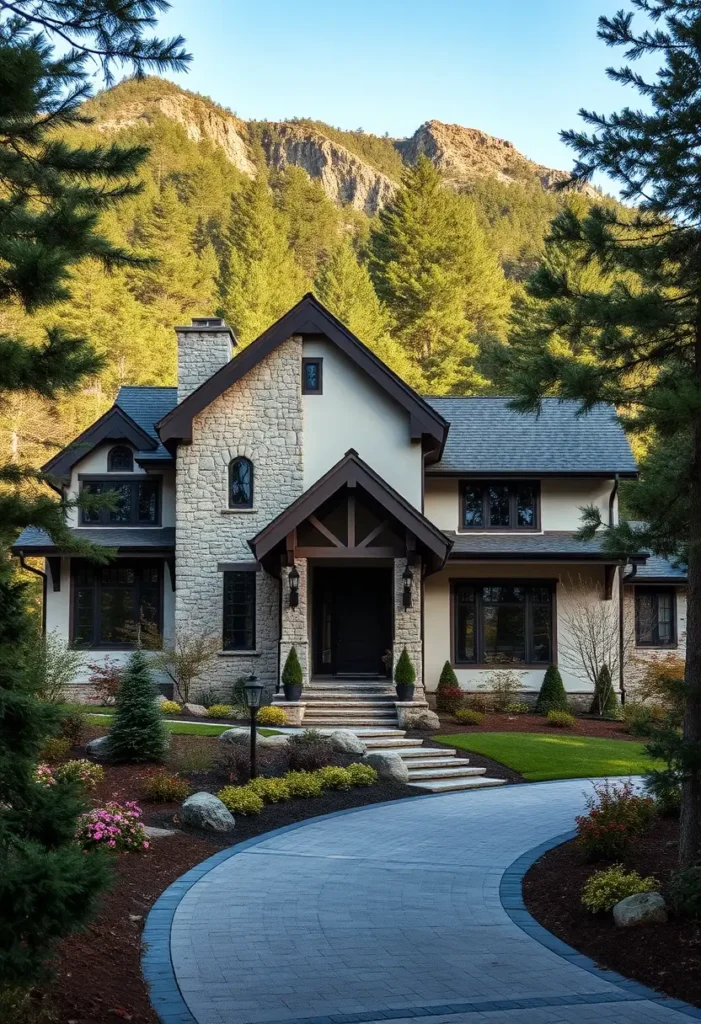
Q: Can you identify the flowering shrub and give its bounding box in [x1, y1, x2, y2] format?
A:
[207, 704, 234, 718]
[55, 759, 104, 790]
[346, 763, 378, 786]
[316, 766, 353, 790]
[77, 802, 150, 852]
[217, 785, 264, 815]
[160, 700, 182, 715]
[285, 770, 324, 797]
[454, 708, 484, 725]
[256, 705, 287, 727]
[581, 865, 658, 913]
[141, 771, 191, 802]
[505, 702, 530, 714]
[33, 763, 56, 786]
[248, 777, 291, 803]
[546, 710, 576, 729]
[576, 780, 655, 860]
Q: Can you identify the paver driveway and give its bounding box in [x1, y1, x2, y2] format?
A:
[154, 780, 700, 1024]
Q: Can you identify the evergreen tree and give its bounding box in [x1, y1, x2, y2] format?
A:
[368, 156, 509, 393]
[108, 650, 168, 763]
[535, 665, 568, 714]
[281, 647, 303, 687]
[590, 665, 617, 717]
[501, 1, 701, 864]
[435, 660, 463, 714]
[393, 648, 416, 686]
[275, 166, 341, 279]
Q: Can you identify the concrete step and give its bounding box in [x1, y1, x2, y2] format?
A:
[406, 765, 487, 780]
[407, 777, 507, 793]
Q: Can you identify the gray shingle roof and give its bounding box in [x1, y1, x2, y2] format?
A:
[12, 526, 175, 553]
[426, 398, 637, 475]
[446, 530, 624, 559]
[633, 554, 687, 581]
[116, 386, 177, 462]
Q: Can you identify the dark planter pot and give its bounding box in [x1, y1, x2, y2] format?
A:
[395, 682, 415, 702]
[283, 682, 303, 702]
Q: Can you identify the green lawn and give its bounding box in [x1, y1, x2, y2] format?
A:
[433, 732, 658, 782]
[84, 713, 278, 737]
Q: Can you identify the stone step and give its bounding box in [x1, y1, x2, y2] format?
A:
[304, 719, 399, 729]
[279, 700, 398, 708]
[407, 777, 507, 793]
[399, 755, 465, 768]
[406, 765, 487, 780]
[302, 707, 396, 717]
[362, 738, 420, 749]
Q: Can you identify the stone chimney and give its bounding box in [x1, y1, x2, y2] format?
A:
[176, 317, 236, 402]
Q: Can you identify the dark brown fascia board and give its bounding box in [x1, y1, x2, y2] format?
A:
[250, 449, 452, 563]
[426, 469, 639, 479]
[11, 543, 174, 556]
[626, 576, 687, 585]
[217, 561, 262, 572]
[41, 406, 157, 481]
[158, 293, 449, 456]
[448, 551, 642, 563]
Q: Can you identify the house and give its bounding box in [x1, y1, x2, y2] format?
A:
[12, 294, 686, 717]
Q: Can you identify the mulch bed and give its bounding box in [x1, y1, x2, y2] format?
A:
[35, 730, 418, 1024]
[432, 711, 634, 740]
[523, 817, 701, 1008]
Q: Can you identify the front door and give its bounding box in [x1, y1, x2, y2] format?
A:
[313, 567, 392, 676]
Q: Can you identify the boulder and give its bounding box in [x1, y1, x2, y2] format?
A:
[329, 730, 367, 755]
[154, 693, 168, 706]
[257, 733, 289, 748]
[181, 792, 235, 832]
[363, 751, 409, 784]
[86, 735, 113, 761]
[405, 710, 440, 731]
[218, 727, 249, 744]
[613, 892, 667, 928]
[183, 702, 208, 718]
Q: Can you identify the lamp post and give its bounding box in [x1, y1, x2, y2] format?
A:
[402, 565, 413, 609]
[243, 675, 265, 779]
[288, 565, 300, 607]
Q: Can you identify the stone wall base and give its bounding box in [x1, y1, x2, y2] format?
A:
[273, 701, 306, 727]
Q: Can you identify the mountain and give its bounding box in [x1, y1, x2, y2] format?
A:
[85, 77, 591, 216]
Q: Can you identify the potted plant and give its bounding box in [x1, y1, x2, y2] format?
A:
[394, 647, 416, 702]
[281, 646, 303, 701]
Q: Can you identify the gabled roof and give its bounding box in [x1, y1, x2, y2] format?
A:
[158, 294, 449, 459]
[425, 397, 637, 477]
[116, 387, 177, 463]
[250, 449, 452, 573]
[41, 405, 158, 481]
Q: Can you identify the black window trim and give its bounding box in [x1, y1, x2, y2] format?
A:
[228, 456, 254, 510]
[450, 578, 556, 668]
[79, 476, 162, 526]
[301, 356, 323, 395]
[107, 444, 134, 472]
[222, 569, 257, 651]
[459, 479, 541, 532]
[634, 585, 677, 648]
[69, 557, 163, 650]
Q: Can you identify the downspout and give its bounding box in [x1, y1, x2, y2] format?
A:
[19, 552, 47, 635]
[619, 560, 638, 706]
[609, 473, 619, 527]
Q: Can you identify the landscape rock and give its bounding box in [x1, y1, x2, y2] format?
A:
[154, 693, 168, 706]
[329, 730, 367, 755]
[86, 735, 113, 761]
[613, 892, 668, 928]
[183, 702, 208, 718]
[181, 792, 235, 832]
[363, 751, 409, 785]
[143, 825, 179, 838]
[218, 727, 249, 744]
[257, 733, 289, 748]
[406, 710, 440, 731]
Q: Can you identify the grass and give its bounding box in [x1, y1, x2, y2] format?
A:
[433, 732, 659, 783]
[84, 713, 279, 737]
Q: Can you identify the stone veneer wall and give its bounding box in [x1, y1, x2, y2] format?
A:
[622, 584, 687, 699]
[280, 557, 310, 687]
[175, 336, 304, 700]
[393, 557, 423, 692]
[176, 326, 233, 403]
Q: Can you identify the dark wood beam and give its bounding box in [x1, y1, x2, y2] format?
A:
[604, 564, 616, 600]
[357, 519, 389, 549]
[296, 546, 400, 559]
[347, 493, 356, 548]
[285, 529, 297, 567]
[309, 515, 343, 548]
[47, 557, 61, 592]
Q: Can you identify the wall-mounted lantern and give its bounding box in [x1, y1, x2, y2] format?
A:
[288, 565, 300, 607]
[402, 565, 413, 609]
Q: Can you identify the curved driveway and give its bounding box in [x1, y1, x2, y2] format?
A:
[155, 781, 699, 1024]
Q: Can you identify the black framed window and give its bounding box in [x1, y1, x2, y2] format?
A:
[71, 559, 162, 648]
[453, 581, 553, 666]
[228, 457, 253, 509]
[302, 357, 323, 394]
[223, 571, 256, 650]
[460, 481, 539, 530]
[81, 478, 161, 525]
[635, 587, 676, 647]
[108, 445, 134, 472]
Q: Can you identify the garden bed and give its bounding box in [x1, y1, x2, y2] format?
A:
[523, 817, 701, 1009]
[431, 711, 633, 740]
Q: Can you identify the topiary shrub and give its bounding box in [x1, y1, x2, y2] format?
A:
[535, 664, 568, 713]
[281, 646, 303, 697]
[590, 664, 618, 716]
[436, 661, 462, 713]
[546, 710, 576, 729]
[248, 777, 291, 803]
[159, 700, 182, 715]
[141, 771, 191, 803]
[285, 770, 324, 797]
[581, 865, 658, 914]
[256, 705, 287, 727]
[217, 784, 264, 815]
[394, 647, 416, 698]
[207, 703, 234, 718]
[346, 763, 377, 786]
[454, 708, 484, 725]
[108, 650, 169, 763]
[316, 766, 353, 790]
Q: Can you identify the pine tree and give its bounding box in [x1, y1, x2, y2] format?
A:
[275, 166, 341, 278]
[535, 665, 568, 714]
[368, 155, 509, 393]
[501, 1, 701, 864]
[108, 650, 169, 763]
[590, 665, 617, 717]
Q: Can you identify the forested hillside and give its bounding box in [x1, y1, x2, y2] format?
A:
[1, 75, 600, 470]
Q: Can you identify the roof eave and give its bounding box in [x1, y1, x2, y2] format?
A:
[41, 405, 158, 480]
[426, 468, 639, 479]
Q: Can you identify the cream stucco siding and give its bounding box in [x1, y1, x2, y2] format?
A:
[64, 442, 176, 528]
[302, 339, 422, 507]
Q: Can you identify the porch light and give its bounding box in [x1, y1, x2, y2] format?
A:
[402, 565, 413, 609]
[288, 565, 300, 608]
[243, 675, 264, 780]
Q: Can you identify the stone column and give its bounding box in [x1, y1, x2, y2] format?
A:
[279, 557, 309, 688]
[393, 556, 423, 693]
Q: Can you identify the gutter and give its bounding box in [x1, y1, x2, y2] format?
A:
[618, 561, 638, 706]
[18, 552, 47, 634]
[609, 473, 619, 527]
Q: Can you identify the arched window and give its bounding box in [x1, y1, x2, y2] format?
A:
[229, 457, 253, 508]
[108, 445, 133, 472]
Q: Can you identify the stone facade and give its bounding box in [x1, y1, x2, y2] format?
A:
[279, 557, 309, 688]
[393, 557, 423, 692]
[174, 336, 304, 700]
[176, 322, 233, 402]
[622, 584, 687, 700]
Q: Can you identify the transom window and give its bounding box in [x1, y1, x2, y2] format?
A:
[108, 445, 133, 472]
[302, 357, 323, 394]
[229, 457, 253, 509]
[460, 481, 540, 531]
[223, 571, 256, 651]
[81, 478, 161, 525]
[635, 588, 676, 647]
[453, 581, 553, 666]
[71, 559, 162, 648]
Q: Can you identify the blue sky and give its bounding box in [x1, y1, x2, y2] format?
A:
[151, 0, 648, 181]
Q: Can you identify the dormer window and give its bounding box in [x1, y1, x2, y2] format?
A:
[108, 445, 134, 472]
[460, 481, 539, 531]
[229, 457, 253, 509]
[302, 358, 323, 394]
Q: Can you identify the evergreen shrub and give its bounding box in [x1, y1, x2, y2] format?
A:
[108, 650, 169, 763]
[581, 865, 658, 914]
[535, 665, 569, 713]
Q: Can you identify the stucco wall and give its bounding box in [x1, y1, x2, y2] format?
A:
[622, 584, 687, 698]
[302, 339, 422, 507]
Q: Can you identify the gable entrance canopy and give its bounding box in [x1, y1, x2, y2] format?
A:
[249, 450, 452, 575]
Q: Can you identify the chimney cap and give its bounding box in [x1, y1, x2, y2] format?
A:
[191, 316, 224, 327]
[175, 317, 236, 344]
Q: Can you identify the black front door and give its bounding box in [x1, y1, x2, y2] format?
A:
[313, 567, 392, 676]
